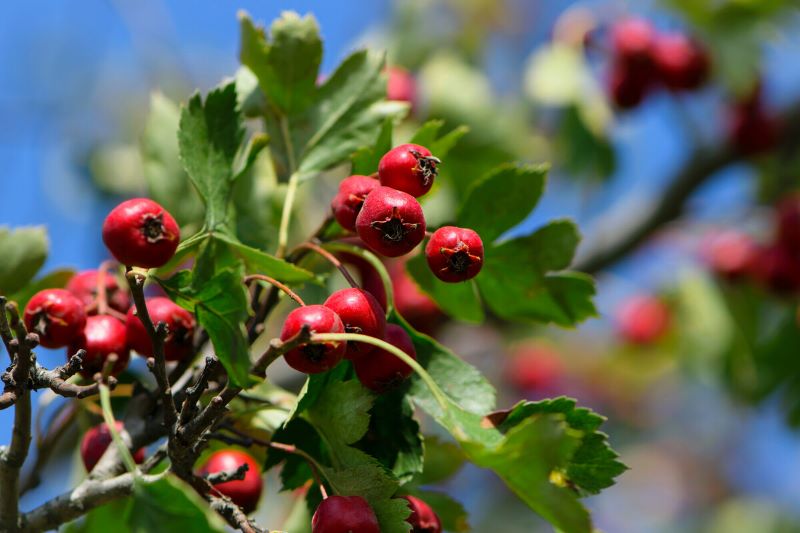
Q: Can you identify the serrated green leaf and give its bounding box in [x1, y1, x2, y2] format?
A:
[214, 232, 313, 283]
[127, 475, 227, 533]
[0, 226, 48, 295]
[408, 120, 468, 162]
[264, 418, 327, 491]
[306, 380, 373, 447]
[406, 255, 483, 323]
[351, 118, 394, 175]
[10, 269, 75, 309]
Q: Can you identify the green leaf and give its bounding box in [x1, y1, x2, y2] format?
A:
[416, 436, 465, 485]
[406, 489, 470, 533]
[477, 221, 597, 326]
[264, 418, 327, 491]
[127, 475, 227, 533]
[178, 81, 244, 230]
[0, 226, 48, 295]
[9, 269, 75, 309]
[409, 121, 468, 161]
[457, 164, 547, 243]
[159, 269, 254, 387]
[214, 232, 313, 284]
[351, 118, 394, 175]
[305, 380, 373, 447]
[406, 255, 483, 323]
[63, 500, 132, 533]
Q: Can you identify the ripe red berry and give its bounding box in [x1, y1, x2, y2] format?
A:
[752, 244, 800, 294]
[280, 305, 346, 374]
[199, 449, 263, 514]
[69, 315, 130, 378]
[386, 66, 417, 111]
[324, 288, 386, 360]
[425, 226, 484, 282]
[126, 297, 196, 362]
[354, 324, 416, 393]
[331, 175, 380, 231]
[66, 269, 131, 315]
[389, 260, 443, 335]
[23, 289, 87, 348]
[504, 343, 564, 394]
[334, 238, 388, 310]
[403, 495, 442, 533]
[378, 144, 439, 198]
[728, 89, 780, 155]
[80, 421, 145, 472]
[608, 61, 652, 109]
[702, 230, 758, 281]
[652, 33, 710, 91]
[356, 186, 426, 257]
[312, 495, 380, 533]
[615, 295, 670, 345]
[776, 194, 800, 254]
[611, 18, 655, 64]
[102, 198, 180, 268]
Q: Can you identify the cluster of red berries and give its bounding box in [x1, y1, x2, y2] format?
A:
[607, 18, 710, 109]
[312, 494, 441, 533]
[22, 198, 194, 378]
[705, 195, 800, 294]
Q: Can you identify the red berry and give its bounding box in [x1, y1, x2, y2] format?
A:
[652, 33, 710, 91]
[608, 60, 652, 109]
[102, 198, 180, 268]
[354, 324, 416, 393]
[611, 18, 655, 64]
[280, 305, 346, 374]
[331, 175, 380, 231]
[776, 194, 800, 254]
[126, 297, 196, 362]
[378, 144, 439, 198]
[199, 449, 263, 514]
[66, 269, 131, 315]
[752, 244, 800, 294]
[389, 260, 443, 335]
[324, 288, 386, 360]
[356, 186, 426, 257]
[728, 90, 780, 155]
[334, 238, 388, 310]
[23, 289, 86, 348]
[69, 315, 130, 378]
[425, 226, 484, 282]
[403, 495, 442, 533]
[702, 230, 758, 280]
[80, 421, 145, 472]
[386, 66, 417, 111]
[615, 295, 670, 345]
[312, 495, 380, 533]
[504, 343, 564, 394]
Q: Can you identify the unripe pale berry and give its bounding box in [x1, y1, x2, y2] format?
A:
[66, 270, 131, 314]
[312, 495, 380, 533]
[403, 495, 442, 533]
[354, 324, 416, 393]
[378, 144, 439, 198]
[425, 226, 484, 282]
[199, 449, 263, 514]
[80, 421, 145, 472]
[615, 295, 670, 345]
[331, 175, 380, 231]
[356, 186, 426, 258]
[23, 289, 87, 348]
[323, 288, 386, 360]
[280, 305, 346, 374]
[69, 315, 130, 378]
[126, 297, 196, 362]
[652, 33, 710, 91]
[102, 198, 180, 268]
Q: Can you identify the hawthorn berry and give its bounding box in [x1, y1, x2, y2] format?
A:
[354, 324, 416, 393]
[66, 269, 131, 314]
[331, 175, 380, 231]
[126, 297, 196, 362]
[752, 244, 800, 294]
[69, 315, 130, 378]
[356, 186, 426, 257]
[615, 295, 670, 345]
[199, 449, 263, 514]
[80, 421, 145, 472]
[334, 238, 388, 310]
[608, 61, 652, 110]
[102, 198, 180, 269]
[23, 289, 87, 348]
[378, 144, 439, 198]
[280, 305, 346, 374]
[403, 495, 442, 533]
[652, 33, 710, 91]
[504, 343, 564, 394]
[728, 90, 779, 155]
[312, 495, 380, 533]
[611, 18, 656, 64]
[386, 66, 417, 111]
[702, 230, 758, 281]
[776, 194, 800, 254]
[425, 226, 484, 282]
[323, 288, 386, 360]
[389, 260, 443, 335]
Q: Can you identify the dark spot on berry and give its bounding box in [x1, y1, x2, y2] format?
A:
[141, 213, 167, 243]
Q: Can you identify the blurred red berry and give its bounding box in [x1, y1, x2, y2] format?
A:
[80, 421, 145, 472]
[389, 260, 443, 335]
[703, 230, 758, 280]
[616, 295, 671, 345]
[776, 194, 800, 255]
[652, 33, 710, 91]
[611, 18, 656, 64]
[505, 343, 564, 393]
[752, 244, 800, 294]
[386, 66, 417, 111]
[199, 450, 263, 514]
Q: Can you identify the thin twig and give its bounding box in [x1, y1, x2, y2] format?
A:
[179, 356, 219, 425]
[291, 241, 359, 288]
[244, 275, 305, 307]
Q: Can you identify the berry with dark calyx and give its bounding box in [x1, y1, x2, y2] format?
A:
[615, 294, 671, 345]
[312, 495, 380, 533]
[425, 226, 484, 282]
[652, 33, 710, 91]
[324, 288, 386, 360]
[389, 260, 443, 335]
[23, 289, 87, 348]
[66, 269, 131, 314]
[126, 297, 196, 362]
[102, 198, 180, 269]
[331, 175, 380, 231]
[776, 194, 800, 254]
[403, 495, 442, 533]
[356, 186, 426, 257]
[610, 18, 656, 64]
[280, 305, 346, 374]
[702, 230, 758, 281]
[378, 144, 439, 198]
[199, 449, 263, 514]
[69, 315, 130, 378]
[386, 66, 417, 112]
[354, 324, 416, 393]
[80, 421, 145, 472]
